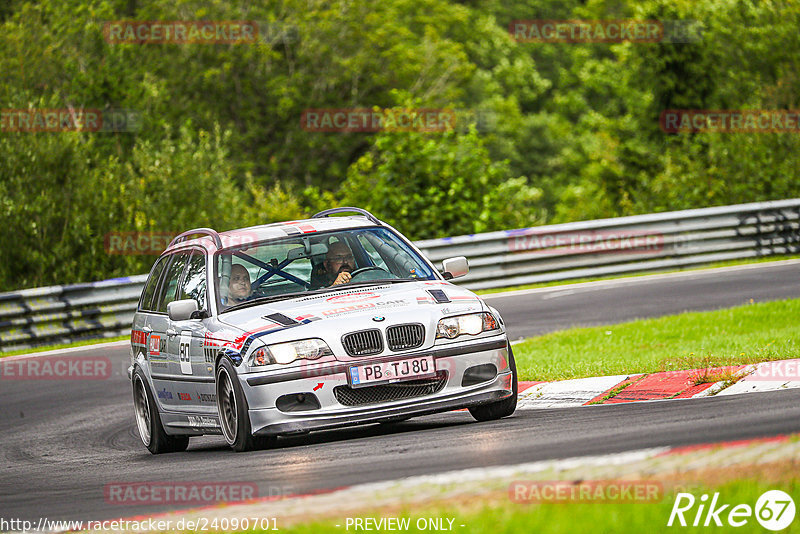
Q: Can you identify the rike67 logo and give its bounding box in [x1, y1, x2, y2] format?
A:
[668, 490, 796, 530]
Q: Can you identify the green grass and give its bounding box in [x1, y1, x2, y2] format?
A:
[0, 335, 129, 358]
[475, 254, 800, 296]
[513, 298, 800, 382]
[267, 476, 799, 534]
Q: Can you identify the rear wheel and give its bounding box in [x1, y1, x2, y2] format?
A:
[216, 358, 275, 452]
[132, 368, 190, 454]
[469, 345, 518, 422]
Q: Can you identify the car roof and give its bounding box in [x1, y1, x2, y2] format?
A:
[164, 215, 380, 254]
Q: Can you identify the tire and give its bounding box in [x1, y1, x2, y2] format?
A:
[216, 358, 275, 452]
[469, 344, 518, 422]
[132, 368, 190, 454]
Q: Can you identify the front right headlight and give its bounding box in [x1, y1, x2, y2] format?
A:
[251, 338, 332, 366]
[436, 312, 499, 340]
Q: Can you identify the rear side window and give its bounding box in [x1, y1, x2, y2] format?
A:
[139, 256, 169, 312]
[155, 252, 190, 313]
[180, 250, 207, 310]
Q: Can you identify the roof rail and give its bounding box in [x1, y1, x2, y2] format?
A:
[168, 228, 222, 249]
[312, 207, 381, 225]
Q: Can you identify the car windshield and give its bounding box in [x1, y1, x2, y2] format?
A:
[215, 227, 437, 311]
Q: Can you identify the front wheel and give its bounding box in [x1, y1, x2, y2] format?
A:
[132, 368, 190, 454]
[469, 345, 518, 422]
[216, 358, 275, 452]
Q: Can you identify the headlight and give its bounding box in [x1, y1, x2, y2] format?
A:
[436, 312, 499, 339]
[250, 338, 332, 366]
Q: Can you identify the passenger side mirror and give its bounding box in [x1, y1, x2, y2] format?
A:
[167, 299, 200, 321]
[441, 256, 469, 280]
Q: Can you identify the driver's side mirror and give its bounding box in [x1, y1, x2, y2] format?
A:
[167, 299, 200, 321]
[441, 256, 469, 280]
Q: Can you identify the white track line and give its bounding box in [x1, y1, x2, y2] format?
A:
[2, 340, 129, 361]
[482, 258, 800, 300]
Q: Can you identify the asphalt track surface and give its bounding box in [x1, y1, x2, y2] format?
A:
[1, 261, 798, 522]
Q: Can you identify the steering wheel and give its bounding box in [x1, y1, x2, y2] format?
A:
[349, 266, 390, 280]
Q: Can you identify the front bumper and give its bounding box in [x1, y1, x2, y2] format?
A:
[241, 336, 513, 436]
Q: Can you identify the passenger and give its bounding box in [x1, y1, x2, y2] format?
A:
[227, 264, 252, 304]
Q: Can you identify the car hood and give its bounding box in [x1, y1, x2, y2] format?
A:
[215, 281, 490, 352]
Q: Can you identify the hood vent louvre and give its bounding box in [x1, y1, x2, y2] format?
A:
[427, 289, 450, 303]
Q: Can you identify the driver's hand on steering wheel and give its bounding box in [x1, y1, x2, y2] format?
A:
[333, 271, 351, 285]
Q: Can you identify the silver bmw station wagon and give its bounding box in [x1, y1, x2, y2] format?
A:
[129, 208, 517, 453]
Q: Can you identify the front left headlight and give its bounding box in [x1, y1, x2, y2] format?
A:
[436, 312, 499, 340]
[250, 338, 333, 366]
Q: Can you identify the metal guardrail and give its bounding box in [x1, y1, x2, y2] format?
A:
[2, 199, 799, 352]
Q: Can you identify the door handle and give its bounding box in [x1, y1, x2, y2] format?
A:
[166, 328, 178, 337]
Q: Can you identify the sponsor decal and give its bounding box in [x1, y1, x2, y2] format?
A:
[326, 292, 381, 304]
[179, 332, 193, 375]
[187, 415, 218, 428]
[282, 221, 317, 233]
[157, 388, 173, 401]
[148, 335, 161, 356]
[321, 299, 407, 318]
[195, 392, 216, 403]
[177, 392, 191, 401]
[131, 330, 147, 346]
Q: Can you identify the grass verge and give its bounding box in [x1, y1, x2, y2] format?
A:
[513, 298, 799, 382]
[0, 335, 129, 358]
[267, 467, 799, 534]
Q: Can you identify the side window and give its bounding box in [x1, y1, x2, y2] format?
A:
[139, 256, 169, 312]
[180, 251, 207, 310]
[155, 252, 190, 313]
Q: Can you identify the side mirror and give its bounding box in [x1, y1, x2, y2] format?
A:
[167, 299, 200, 321]
[441, 256, 469, 280]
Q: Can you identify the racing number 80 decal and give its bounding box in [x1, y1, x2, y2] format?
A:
[179, 331, 193, 375]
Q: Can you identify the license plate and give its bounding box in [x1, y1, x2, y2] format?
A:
[348, 356, 435, 387]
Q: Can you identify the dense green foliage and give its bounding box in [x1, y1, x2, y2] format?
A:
[1, 0, 798, 290]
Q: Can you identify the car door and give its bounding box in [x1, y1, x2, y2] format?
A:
[133, 254, 169, 367]
[171, 249, 217, 415]
[150, 250, 191, 412]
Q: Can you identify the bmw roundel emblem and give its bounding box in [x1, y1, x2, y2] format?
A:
[372, 316, 385, 322]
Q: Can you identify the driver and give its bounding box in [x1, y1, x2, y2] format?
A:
[321, 241, 356, 286]
[227, 264, 252, 304]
